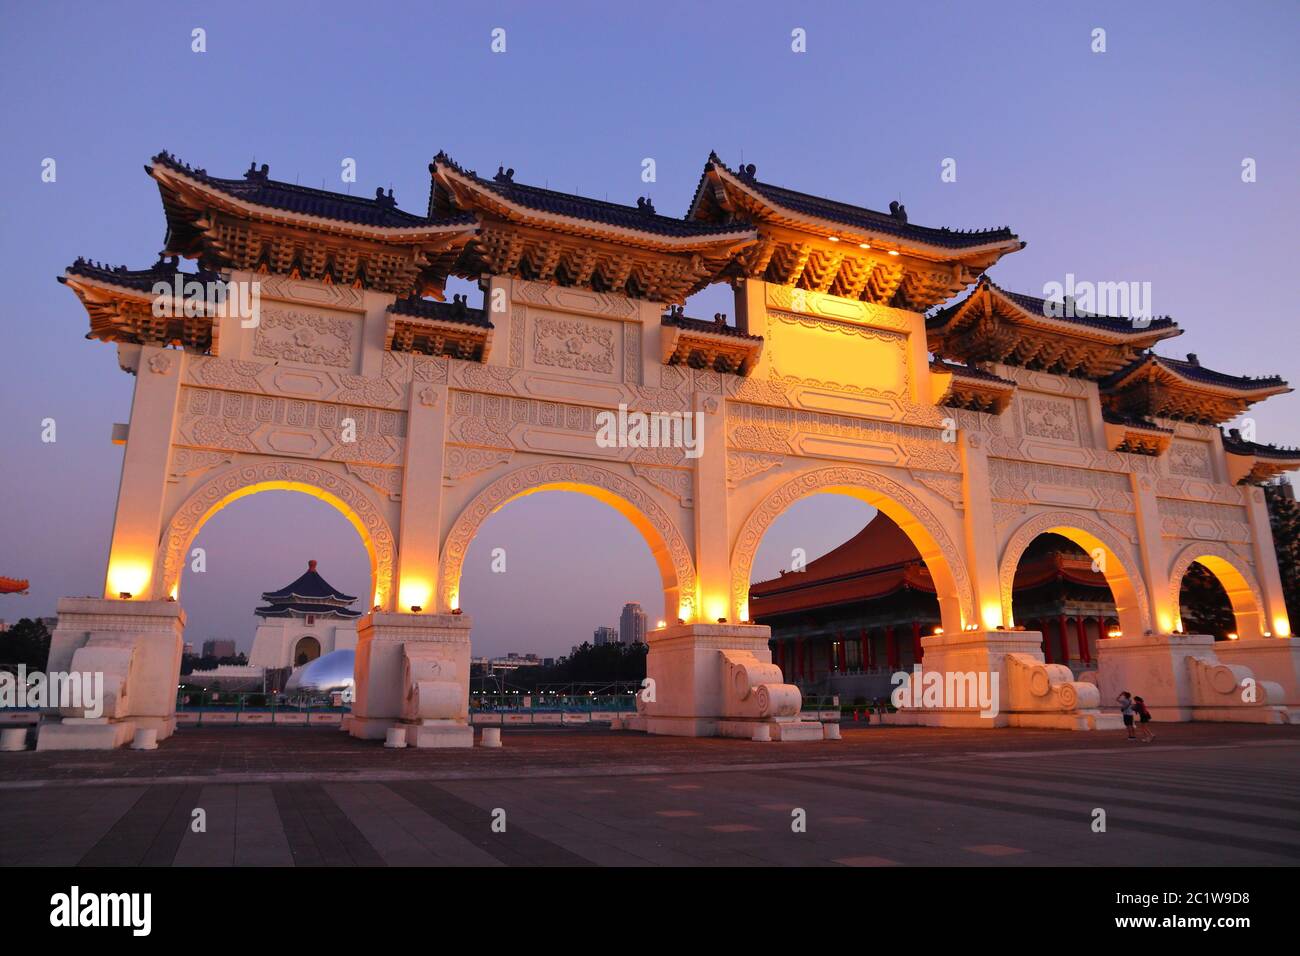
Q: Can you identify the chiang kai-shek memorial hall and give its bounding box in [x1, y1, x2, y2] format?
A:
[40, 149, 1300, 748]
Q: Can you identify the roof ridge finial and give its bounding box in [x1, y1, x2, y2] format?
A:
[308, 559, 317, 571]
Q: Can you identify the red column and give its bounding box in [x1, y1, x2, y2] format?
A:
[837, 632, 848, 673]
[794, 636, 803, 680]
[1039, 619, 1053, 663]
[912, 621, 923, 664]
[1058, 614, 1070, 663]
[886, 626, 898, 670]
[860, 628, 871, 669]
[1077, 616, 1090, 664]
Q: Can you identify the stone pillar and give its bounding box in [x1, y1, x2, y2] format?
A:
[1131, 474, 1171, 633]
[959, 435, 1003, 629]
[693, 391, 729, 624]
[399, 377, 448, 613]
[350, 611, 473, 747]
[102, 344, 184, 601]
[38, 597, 185, 750]
[1245, 485, 1291, 638]
[1098, 632, 1287, 723]
[890, 629, 1118, 731]
[633, 622, 823, 740]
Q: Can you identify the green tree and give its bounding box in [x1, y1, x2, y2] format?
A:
[1265, 482, 1300, 625]
[0, 618, 52, 670]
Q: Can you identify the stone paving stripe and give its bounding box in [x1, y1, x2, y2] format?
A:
[777, 769, 1300, 862]
[78, 783, 204, 867]
[834, 856, 900, 867]
[871, 765, 1300, 832]
[964, 844, 1027, 857]
[234, 784, 294, 866]
[386, 780, 592, 866]
[655, 809, 700, 817]
[920, 760, 1300, 813]
[271, 783, 385, 866]
[172, 784, 238, 867]
[708, 823, 760, 832]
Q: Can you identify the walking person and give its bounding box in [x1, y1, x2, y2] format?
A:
[1134, 695, 1155, 742]
[1117, 691, 1137, 741]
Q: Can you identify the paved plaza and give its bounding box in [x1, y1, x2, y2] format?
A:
[2, 722, 1297, 867]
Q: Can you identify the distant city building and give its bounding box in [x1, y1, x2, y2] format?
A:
[202, 639, 237, 659]
[248, 560, 360, 668]
[593, 625, 617, 646]
[488, 652, 543, 670]
[619, 603, 647, 645]
[183, 642, 195, 657]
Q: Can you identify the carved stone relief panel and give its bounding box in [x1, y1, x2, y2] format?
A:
[1166, 438, 1214, 479]
[253, 308, 358, 369]
[988, 458, 1133, 512]
[1019, 394, 1080, 444]
[177, 386, 405, 466]
[726, 402, 959, 472]
[1157, 497, 1250, 542]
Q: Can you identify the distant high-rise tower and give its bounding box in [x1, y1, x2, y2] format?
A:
[619, 602, 647, 645]
[593, 625, 617, 646]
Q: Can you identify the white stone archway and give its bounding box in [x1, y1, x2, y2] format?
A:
[1168, 541, 1267, 640]
[439, 461, 696, 624]
[154, 459, 396, 611]
[730, 464, 975, 634]
[999, 510, 1151, 639]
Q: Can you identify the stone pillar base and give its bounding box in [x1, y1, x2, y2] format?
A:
[349, 611, 472, 748]
[1097, 633, 1289, 723]
[35, 597, 184, 752]
[1213, 638, 1300, 720]
[894, 630, 1114, 730]
[633, 622, 825, 740]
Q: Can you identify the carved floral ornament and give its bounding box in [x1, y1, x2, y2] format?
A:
[148, 351, 174, 374]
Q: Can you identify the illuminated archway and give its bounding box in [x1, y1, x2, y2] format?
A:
[153, 461, 395, 610]
[440, 462, 695, 622]
[999, 511, 1150, 639]
[1168, 542, 1267, 640]
[731, 465, 974, 633]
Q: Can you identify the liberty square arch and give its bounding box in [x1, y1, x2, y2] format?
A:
[42, 151, 1299, 749]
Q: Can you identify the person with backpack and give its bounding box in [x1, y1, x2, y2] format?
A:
[1117, 691, 1137, 741]
[1134, 695, 1154, 742]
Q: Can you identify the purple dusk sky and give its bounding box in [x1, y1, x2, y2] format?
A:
[1, 2, 1296, 659]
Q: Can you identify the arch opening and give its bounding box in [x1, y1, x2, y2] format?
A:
[1169, 544, 1266, 640]
[158, 476, 388, 610]
[732, 467, 975, 638]
[294, 636, 322, 666]
[999, 512, 1150, 644]
[440, 464, 695, 624]
[1008, 533, 1123, 671]
[748, 493, 953, 694]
